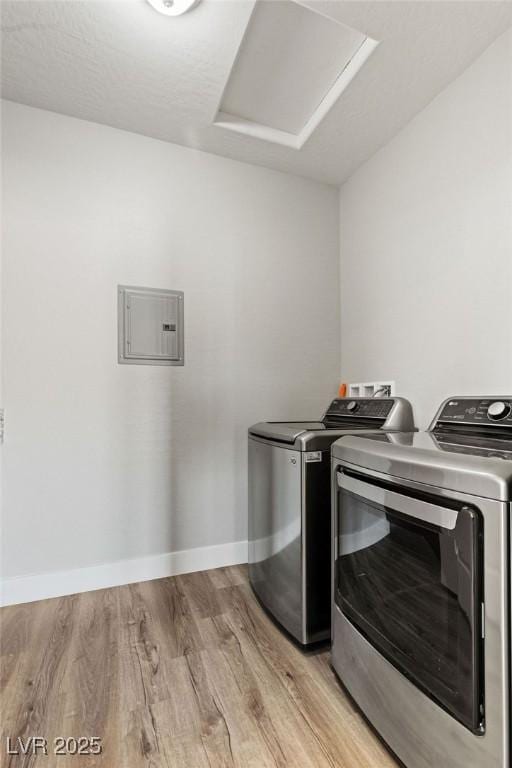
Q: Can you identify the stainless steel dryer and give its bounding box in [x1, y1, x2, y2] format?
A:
[248, 397, 414, 645]
[331, 396, 512, 768]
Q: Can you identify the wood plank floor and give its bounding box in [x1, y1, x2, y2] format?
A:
[1, 566, 398, 768]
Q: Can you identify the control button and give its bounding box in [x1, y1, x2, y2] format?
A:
[346, 401, 359, 413]
[487, 401, 511, 421]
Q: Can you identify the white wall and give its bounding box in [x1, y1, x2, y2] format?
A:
[339, 28, 512, 429]
[1, 101, 340, 587]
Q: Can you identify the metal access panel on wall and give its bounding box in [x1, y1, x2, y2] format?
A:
[118, 285, 184, 365]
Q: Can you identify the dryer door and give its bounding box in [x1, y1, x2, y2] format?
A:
[334, 468, 484, 733]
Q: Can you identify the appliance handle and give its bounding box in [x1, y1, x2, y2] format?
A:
[336, 470, 458, 530]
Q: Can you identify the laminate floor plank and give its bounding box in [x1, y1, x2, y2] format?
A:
[58, 588, 121, 768]
[146, 576, 204, 659]
[121, 705, 171, 768]
[177, 571, 223, 619]
[121, 582, 175, 708]
[206, 567, 248, 597]
[1, 600, 59, 731]
[204, 649, 323, 768]
[200, 638, 308, 768]
[0, 567, 399, 768]
[218, 611, 343, 768]
[1, 595, 81, 768]
[161, 734, 211, 768]
[222, 586, 396, 768]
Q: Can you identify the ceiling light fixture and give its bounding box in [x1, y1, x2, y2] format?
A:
[146, 0, 202, 17]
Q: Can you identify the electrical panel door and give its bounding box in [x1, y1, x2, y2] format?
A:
[118, 286, 184, 365]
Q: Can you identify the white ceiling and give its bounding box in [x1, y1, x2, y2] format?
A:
[2, 0, 512, 185]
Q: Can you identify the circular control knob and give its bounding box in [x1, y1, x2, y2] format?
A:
[346, 401, 359, 413]
[487, 401, 510, 421]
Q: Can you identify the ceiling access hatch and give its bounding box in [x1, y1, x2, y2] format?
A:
[213, 0, 378, 150]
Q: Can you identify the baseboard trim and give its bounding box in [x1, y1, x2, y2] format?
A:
[0, 540, 248, 607]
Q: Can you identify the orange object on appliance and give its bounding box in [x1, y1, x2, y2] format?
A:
[338, 383, 347, 397]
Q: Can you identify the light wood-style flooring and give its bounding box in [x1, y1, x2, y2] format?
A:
[1, 565, 398, 767]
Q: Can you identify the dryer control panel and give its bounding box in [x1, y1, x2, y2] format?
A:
[434, 398, 512, 428]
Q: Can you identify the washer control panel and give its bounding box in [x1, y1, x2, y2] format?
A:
[324, 398, 394, 420]
[436, 398, 512, 427]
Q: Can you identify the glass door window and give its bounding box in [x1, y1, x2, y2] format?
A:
[335, 469, 484, 733]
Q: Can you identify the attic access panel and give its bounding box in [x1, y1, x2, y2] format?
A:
[118, 286, 184, 366]
[214, 0, 378, 149]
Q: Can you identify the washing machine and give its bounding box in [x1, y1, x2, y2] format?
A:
[248, 396, 415, 645]
[331, 396, 512, 768]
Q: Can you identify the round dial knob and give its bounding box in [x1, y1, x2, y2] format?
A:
[346, 400, 359, 413]
[487, 401, 510, 421]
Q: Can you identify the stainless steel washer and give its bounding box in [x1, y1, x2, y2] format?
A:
[331, 396, 512, 768]
[248, 397, 415, 645]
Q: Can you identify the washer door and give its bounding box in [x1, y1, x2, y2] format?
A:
[335, 468, 484, 733]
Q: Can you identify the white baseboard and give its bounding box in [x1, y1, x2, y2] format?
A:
[0, 540, 248, 607]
